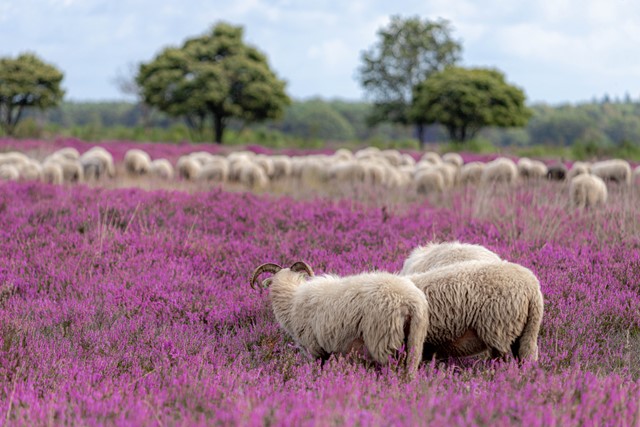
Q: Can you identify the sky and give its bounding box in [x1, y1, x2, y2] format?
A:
[1, 0, 639, 105]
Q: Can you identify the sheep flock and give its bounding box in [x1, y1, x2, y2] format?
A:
[1, 145, 638, 208]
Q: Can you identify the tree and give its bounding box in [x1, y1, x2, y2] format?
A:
[136, 22, 290, 143]
[0, 53, 64, 136]
[357, 16, 462, 143]
[410, 67, 531, 144]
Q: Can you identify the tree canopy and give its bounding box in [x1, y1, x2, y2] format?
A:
[357, 16, 462, 142]
[410, 67, 531, 143]
[136, 22, 290, 143]
[0, 53, 65, 136]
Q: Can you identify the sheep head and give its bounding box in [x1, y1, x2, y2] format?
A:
[250, 261, 314, 290]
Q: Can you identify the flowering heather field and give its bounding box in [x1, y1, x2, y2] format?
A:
[1, 175, 640, 425]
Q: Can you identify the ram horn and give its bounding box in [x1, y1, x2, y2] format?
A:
[290, 261, 314, 277]
[250, 263, 282, 289]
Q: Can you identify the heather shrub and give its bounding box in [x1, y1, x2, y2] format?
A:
[0, 176, 639, 425]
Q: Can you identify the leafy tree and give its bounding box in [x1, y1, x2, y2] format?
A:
[0, 53, 64, 136]
[357, 16, 462, 143]
[410, 67, 531, 143]
[136, 22, 290, 143]
[274, 99, 355, 141]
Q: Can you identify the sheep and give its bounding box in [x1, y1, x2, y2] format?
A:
[251, 261, 429, 376]
[41, 162, 64, 185]
[400, 241, 502, 276]
[567, 161, 591, 180]
[238, 161, 269, 190]
[17, 159, 42, 181]
[333, 148, 354, 162]
[546, 163, 567, 181]
[400, 153, 416, 167]
[80, 147, 115, 180]
[570, 173, 607, 208]
[590, 159, 632, 184]
[270, 155, 292, 180]
[124, 149, 152, 175]
[481, 157, 518, 185]
[0, 152, 29, 167]
[197, 158, 229, 183]
[442, 152, 464, 168]
[0, 164, 20, 181]
[52, 147, 80, 161]
[381, 149, 403, 167]
[176, 155, 202, 181]
[420, 152, 442, 165]
[407, 260, 543, 361]
[44, 157, 83, 183]
[518, 158, 547, 180]
[414, 168, 445, 194]
[149, 159, 174, 180]
[460, 162, 485, 185]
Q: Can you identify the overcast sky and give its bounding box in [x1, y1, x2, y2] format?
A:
[2, 0, 639, 105]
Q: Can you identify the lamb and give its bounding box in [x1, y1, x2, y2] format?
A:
[569, 173, 607, 208]
[251, 261, 429, 376]
[590, 159, 631, 184]
[407, 260, 543, 362]
[124, 149, 152, 175]
[400, 241, 502, 275]
[481, 157, 518, 184]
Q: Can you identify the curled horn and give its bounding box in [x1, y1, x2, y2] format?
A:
[290, 261, 314, 277]
[250, 263, 282, 289]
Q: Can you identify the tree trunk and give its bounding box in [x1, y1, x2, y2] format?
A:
[416, 123, 426, 147]
[213, 113, 224, 144]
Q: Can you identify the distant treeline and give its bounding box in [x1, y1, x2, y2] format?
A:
[15, 97, 640, 159]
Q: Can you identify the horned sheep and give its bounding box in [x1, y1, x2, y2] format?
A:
[569, 173, 607, 208]
[251, 262, 429, 376]
[407, 260, 543, 361]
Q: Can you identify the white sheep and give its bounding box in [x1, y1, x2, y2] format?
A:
[41, 162, 64, 185]
[570, 173, 607, 208]
[176, 155, 202, 181]
[270, 155, 292, 180]
[420, 152, 442, 165]
[517, 158, 547, 180]
[124, 149, 152, 175]
[197, 158, 229, 183]
[52, 147, 80, 161]
[408, 260, 543, 361]
[149, 159, 174, 180]
[567, 161, 591, 180]
[333, 148, 354, 162]
[414, 168, 445, 194]
[0, 164, 20, 181]
[44, 157, 83, 183]
[80, 147, 115, 180]
[17, 159, 42, 181]
[481, 157, 518, 185]
[238, 161, 269, 190]
[460, 162, 485, 185]
[400, 241, 502, 275]
[442, 152, 464, 168]
[251, 261, 429, 376]
[590, 159, 632, 184]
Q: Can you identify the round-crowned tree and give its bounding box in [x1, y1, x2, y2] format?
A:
[137, 22, 290, 143]
[410, 66, 531, 144]
[0, 53, 65, 136]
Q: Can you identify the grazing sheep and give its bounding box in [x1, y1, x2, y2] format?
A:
[570, 173, 607, 208]
[149, 159, 174, 180]
[481, 157, 518, 185]
[251, 262, 429, 376]
[408, 260, 543, 361]
[17, 159, 42, 181]
[400, 242, 501, 276]
[333, 148, 354, 162]
[381, 149, 403, 167]
[518, 158, 548, 180]
[420, 152, 442, 165]
[460, 162, 485, 185]
[546, 163, 567, 181]
[567, 161, 591, 180]
[176, 156, 202, 181]
[80, 147, 115, 179]
[45, 157, 83, 183]
[197, 159, 229, 183]
[238, 161, 269, 190]
[124, 149, 152, 175]
[254, 155, 275, 178]
[270, 155, 292, 180]
[0, 152, 29, 167]
[401, 153, 416, 167]
[0, 164, 20, 181]
[442, 152, 464, 168]
[590, 159, 632, 184]
[414, 168, 445, 194]
[41, 162, 64, 185]
[53, 147, 80, 161]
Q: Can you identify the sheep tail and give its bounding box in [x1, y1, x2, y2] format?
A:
[405, 302, 429, 377]
[512, 290, 544, 362]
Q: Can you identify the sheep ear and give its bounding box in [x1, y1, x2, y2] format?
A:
[262, 278, 273, 289]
